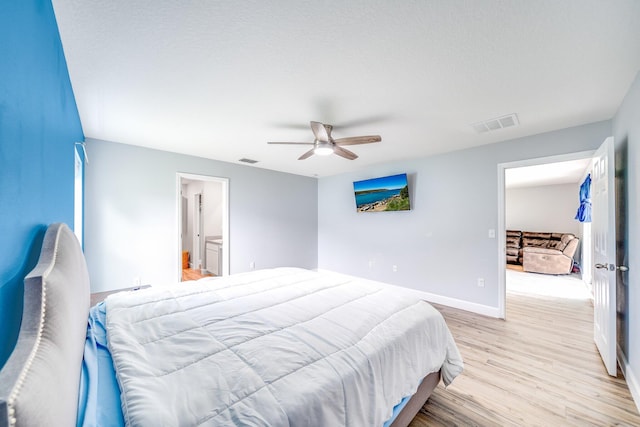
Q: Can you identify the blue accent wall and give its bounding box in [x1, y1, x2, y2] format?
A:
[0, 1, 84, 368]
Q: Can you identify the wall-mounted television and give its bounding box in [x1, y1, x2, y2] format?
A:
[353, 173, 411, 212]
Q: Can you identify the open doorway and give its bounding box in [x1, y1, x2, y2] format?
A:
[177, 173, 229, 282]
[499, 138, 621, 378]
[497, 150, 594, 318]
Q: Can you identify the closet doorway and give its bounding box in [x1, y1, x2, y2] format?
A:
[177, 173, 229, 282]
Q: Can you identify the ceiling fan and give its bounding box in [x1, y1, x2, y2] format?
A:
[268, 121, 381, 160]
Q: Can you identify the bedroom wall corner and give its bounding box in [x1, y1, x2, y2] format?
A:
[0, 1, 84, 369]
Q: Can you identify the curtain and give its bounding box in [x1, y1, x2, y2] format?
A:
[575, 174, 592, 222]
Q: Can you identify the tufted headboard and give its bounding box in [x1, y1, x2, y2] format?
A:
[0, 223, 90, 427]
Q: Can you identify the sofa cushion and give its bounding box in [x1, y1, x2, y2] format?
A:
[506, 247, 519, 256]
[522, 238, 548, 248]
[562, 238, 580, 257]
[506, 255, 519, 264]
[506, 236, 521, 246]
[522, 248, 574, 274]
[522, 232, 551, 239]
[523, 247, 562, 255]
[547, 240, 567, 251]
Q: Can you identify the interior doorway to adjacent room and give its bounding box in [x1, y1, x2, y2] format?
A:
[498, 140, 619, 377]
[177, 173, 229, 282]
[498, 151, 594, 317]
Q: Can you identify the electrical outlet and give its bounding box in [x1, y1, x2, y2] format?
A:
[488, 229, 496, 238]
[250, 261, 255, 270]
[368, 260, 373, 269]
[477, 278, 485, 287]
[134, 277, 141, 286]
[392, 265, 398, 272]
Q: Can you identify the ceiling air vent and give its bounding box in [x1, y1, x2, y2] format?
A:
[238, 158, 259, 164]
[471, 113, 519, 134]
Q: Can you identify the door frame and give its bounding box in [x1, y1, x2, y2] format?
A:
[497, 150, 595, 319]
[176, 173, 230, 281]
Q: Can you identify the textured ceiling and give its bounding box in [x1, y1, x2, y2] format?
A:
[51, 0, 640, 177]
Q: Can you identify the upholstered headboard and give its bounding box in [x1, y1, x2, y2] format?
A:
[0, 223, 90, 427]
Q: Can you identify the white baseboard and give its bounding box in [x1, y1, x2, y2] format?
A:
[618, 345, 640, 413]
[400, 288, 501, 318]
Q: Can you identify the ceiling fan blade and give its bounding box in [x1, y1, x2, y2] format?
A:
[267, 141, 314, 145]
[333, 146, 358, 160]
[298, 148, 316, 160]
[334, 135, 381, 146]
[310, 121, 329, 142]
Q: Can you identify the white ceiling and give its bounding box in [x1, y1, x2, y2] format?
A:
[505, 158, 591, 189]
[51, 0, 640, 178]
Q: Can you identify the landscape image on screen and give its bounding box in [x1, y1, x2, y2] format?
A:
[353, 173, 410, 212]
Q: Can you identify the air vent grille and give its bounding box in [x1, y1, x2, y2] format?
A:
[238, 158, 258, 164]
[471, 113, 519, 134]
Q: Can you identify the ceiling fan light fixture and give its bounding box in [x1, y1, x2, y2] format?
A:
[314, 142, 334, 156]
[268, 121, 380, 160]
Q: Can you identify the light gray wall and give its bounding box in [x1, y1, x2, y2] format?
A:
[84, 138, 318, 292]
[180, 184, 191, 255]
[612, 71, 639, 406]
[506, 184, 581, 236]
[318, 121, 611, 311]
[203, 181, 223, 238]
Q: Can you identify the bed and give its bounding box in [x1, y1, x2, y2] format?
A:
[0, 223, 463, 426]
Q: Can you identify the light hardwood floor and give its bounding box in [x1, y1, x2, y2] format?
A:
[410, 275, 640, 426]
[181, 267, 213, 281]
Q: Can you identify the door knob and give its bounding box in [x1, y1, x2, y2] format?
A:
[595, 263, 627, 271]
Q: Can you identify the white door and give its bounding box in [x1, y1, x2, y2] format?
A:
[592, 136, 617, 376]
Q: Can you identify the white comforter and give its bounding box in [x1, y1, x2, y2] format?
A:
[105, 268, 463, 426]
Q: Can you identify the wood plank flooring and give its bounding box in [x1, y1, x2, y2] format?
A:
[410, 278, 640, 426]
[181, 267, 213, 281]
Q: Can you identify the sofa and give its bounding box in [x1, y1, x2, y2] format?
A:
[506, 230, 579, 275]
[506, 230, 523, 264]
